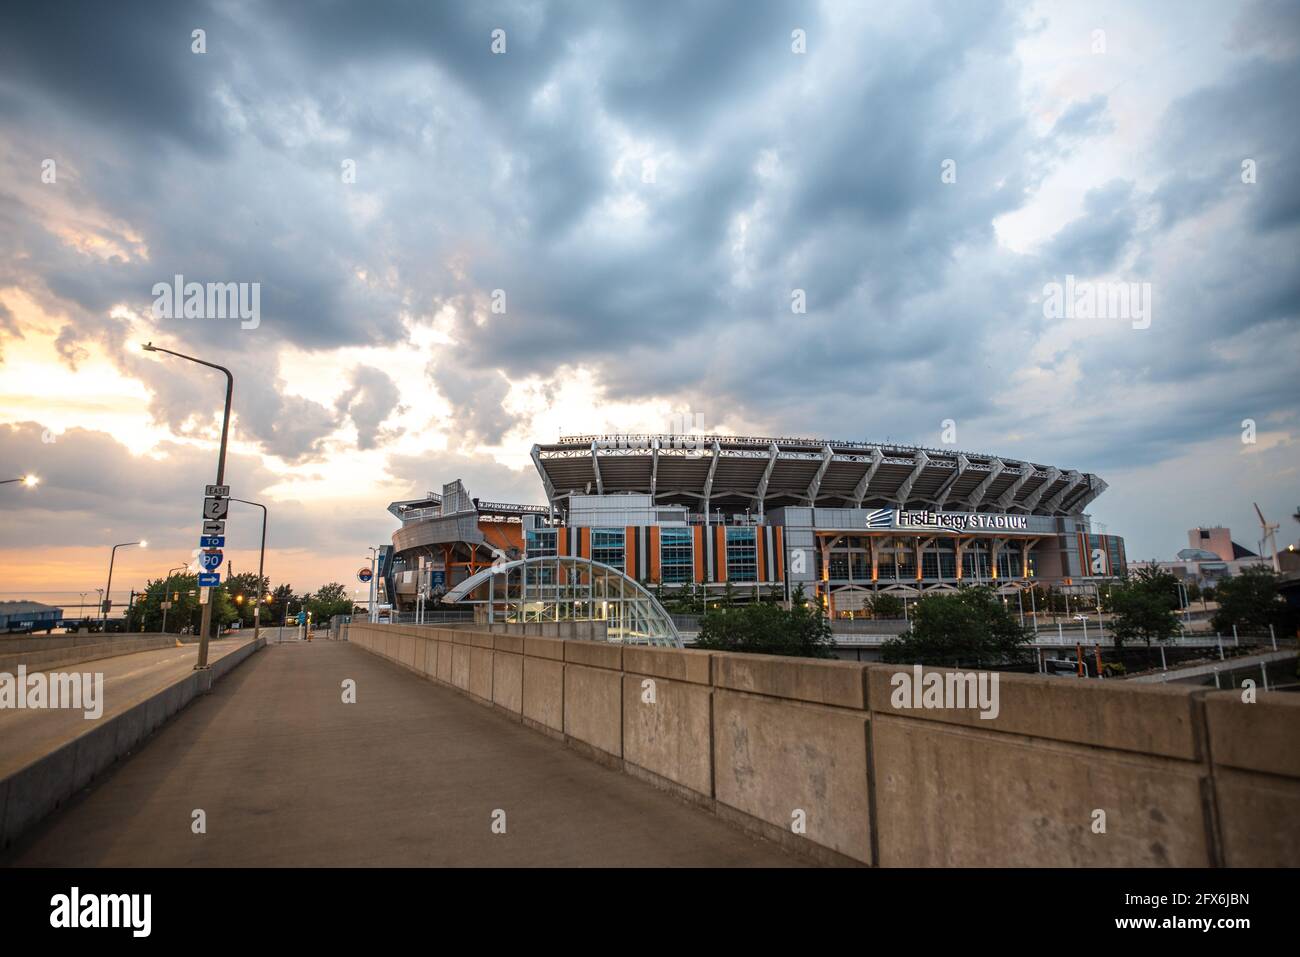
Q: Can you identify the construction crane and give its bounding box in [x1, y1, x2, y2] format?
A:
[1253, 502, 1281, 572]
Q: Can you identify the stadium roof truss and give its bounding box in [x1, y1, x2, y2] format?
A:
[532, 435, 1105, 517]
[442, 556, 684, 648]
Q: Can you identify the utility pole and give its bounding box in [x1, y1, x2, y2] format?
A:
[141, 343, 232, 670]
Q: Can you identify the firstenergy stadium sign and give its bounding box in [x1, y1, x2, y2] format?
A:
[864, 508, 1029, 532]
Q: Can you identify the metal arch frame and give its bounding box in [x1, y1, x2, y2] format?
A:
[442, 555, 683, 648]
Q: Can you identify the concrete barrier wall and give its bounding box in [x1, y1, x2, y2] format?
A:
[346, 623, 1300, 867]
[0, 635, 178, 673]
[0, 637, 265, 850]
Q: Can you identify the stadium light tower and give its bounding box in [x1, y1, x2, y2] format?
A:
[102, 540, 147, 630]
[140, 341, 233, 670]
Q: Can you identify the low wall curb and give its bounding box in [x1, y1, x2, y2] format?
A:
[0, 637, 266, 851]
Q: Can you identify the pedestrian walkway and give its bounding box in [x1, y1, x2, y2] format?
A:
[3, 642, 801, 866]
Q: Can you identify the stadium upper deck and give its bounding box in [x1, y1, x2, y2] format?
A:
[530, 434, 1107, 518]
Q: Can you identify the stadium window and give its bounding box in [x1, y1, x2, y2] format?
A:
[922, 551, 940, 579]
[526, 528, 557, 558]
[660, 527, 694, 583]
[850, 552, 869, 580]
[592, 528, 625, 572]
[828, 553, 849, 580]
[994, 544, 1015, 579]
[725, 527, 758, 582]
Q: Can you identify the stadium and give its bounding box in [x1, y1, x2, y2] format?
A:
[382, 433, 1127, 620]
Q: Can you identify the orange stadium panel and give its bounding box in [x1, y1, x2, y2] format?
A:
[714, 526, 727, 582]
[648, 526, 661, 582]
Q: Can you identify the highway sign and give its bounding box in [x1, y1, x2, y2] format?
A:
[358, 566, 373, 583]
[205, 485, 231, 497]
[200, 535, 225, 548]
[200, 549, 223, 570]
[203, 520, 225, 536]
[203, 497, 229, 520]
[198, 573, 221, 587]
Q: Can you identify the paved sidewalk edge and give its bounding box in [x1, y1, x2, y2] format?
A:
[0, 637, 266, 850]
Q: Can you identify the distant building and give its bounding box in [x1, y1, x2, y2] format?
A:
[1129, 527, 1267, 588]
[1187, 526, 1259, 562]
[0, 600, 64, 634]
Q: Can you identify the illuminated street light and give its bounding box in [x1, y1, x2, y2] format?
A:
[230, 497, 269, 645]
[102, 540, 147, 630]
[1, 475, 40, 487]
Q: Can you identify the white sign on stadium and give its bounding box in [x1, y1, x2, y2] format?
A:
[864, 508, 1030, 532]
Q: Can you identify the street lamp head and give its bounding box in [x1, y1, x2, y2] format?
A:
[139, 539, 149, 549]
[22, 474, 39, 487]
[140, 341, 157, 353]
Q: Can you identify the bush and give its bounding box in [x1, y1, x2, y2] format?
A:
[869, 593, 905, 619]
[880, 587, 1032, 666]
[1108, 582, 1180, 648]
[694, 584, 835, 658]
[1211, 566, 1294, 635]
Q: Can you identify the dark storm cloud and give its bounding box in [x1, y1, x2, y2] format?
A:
[0, 0, 1296, 521]
[1042, 180, 1137, 276]
[336, 365, 404, 450]
[0, 0, 228, 152]
[0, 421, 384, 555]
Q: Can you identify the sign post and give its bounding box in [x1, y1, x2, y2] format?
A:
[195, 484, 229, 668]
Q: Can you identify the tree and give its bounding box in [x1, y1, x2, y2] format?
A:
[128, 573, 202, 634]
[306, 582, 354, 623]
[880, 586, 1032, 666]
[694, 584, 835, 658]
[126, 573, 240, 632]
[1132, 565, 1182, 611]
[1107, 582, 1180, 649]
[268, 583, 296, 625]
[1212, 566, 1293, 635]
[869, 593, 904, 619]
[225, 571, 270, 625]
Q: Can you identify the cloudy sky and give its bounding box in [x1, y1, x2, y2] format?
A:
[1, 0, 1297, 601]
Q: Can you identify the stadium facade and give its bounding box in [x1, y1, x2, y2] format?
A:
[385, 434, 1127, 617]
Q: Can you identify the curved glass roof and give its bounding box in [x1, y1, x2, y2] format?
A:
[443, 556, 683, 648]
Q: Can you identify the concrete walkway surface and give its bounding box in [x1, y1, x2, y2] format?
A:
[3, 641, 803, 867]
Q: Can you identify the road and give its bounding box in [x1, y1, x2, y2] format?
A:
[0, 638, 255, 780]
[3, 641, 803, 867]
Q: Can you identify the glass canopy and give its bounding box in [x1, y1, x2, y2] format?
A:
[442, 555, 683, 648]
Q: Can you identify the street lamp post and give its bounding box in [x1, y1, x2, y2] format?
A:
[230, 498, 268, 645]
[162, 563, 187, 634]
[367, 546, 380, 623]
[141, 342, 232, 670]
[102, 540, 147, 631]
